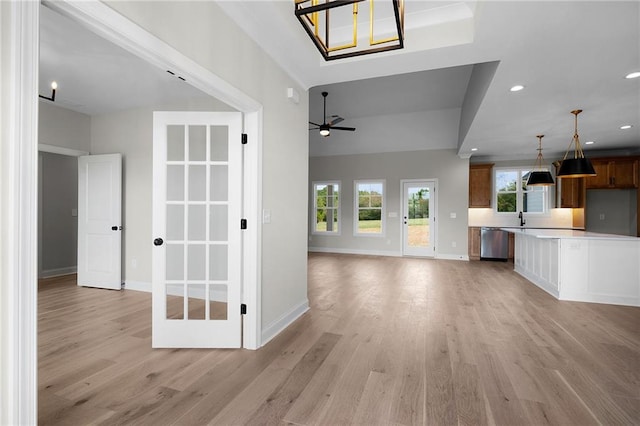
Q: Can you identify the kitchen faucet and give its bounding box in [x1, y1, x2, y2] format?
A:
[518, 211, 526, 227]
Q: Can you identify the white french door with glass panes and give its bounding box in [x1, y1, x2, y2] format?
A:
[401, 180, 436, 257]
[152, 111, 242, 348]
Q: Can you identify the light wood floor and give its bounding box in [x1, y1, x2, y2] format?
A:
[39, 254, 640, 425]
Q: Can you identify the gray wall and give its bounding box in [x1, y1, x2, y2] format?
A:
[38, 152, 78, 277]
[586, 189, 637, 236]
[309, 149, 470, 259]
[38, 103, 90, 278]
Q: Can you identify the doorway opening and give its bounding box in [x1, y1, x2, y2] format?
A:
[401, 179, 437, 257]
[37, 146, 86, 280]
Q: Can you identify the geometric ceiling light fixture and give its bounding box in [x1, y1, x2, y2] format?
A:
[557, 109, 597, 178]
[294, 0, 404, 61]
[526, 134, 555, 186]
[39, 81, 57, 102]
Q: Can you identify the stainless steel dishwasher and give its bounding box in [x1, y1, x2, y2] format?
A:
[480, 227, 509, 261]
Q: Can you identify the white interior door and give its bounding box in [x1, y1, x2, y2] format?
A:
[402, 180, 436, 257]
[152, 111, 242, 348]
[77, 154, 122, 289]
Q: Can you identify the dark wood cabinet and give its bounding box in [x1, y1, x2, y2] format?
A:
[559, 177, 584, 208]
[586, 158, 638, 189]
[469, 164, 493, 208]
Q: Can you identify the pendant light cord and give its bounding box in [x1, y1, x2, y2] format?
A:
[562, 109, 586, 160]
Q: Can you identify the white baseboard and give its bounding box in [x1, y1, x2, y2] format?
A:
[308, 247, 469, 261]
[436, 253, 469, 261]
[40, 266, 77, 279]
[308, 247, 402, 257]
[261, 299, 309, 346]
[123, 280, 151, 293]
[126, 280, 309, 347]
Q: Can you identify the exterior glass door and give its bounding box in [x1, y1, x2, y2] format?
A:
[402, 180, 435, 257]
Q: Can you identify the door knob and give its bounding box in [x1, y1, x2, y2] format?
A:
[153, 238, 164, 246]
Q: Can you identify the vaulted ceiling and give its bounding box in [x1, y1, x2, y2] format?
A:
[39, 1, 640, 160]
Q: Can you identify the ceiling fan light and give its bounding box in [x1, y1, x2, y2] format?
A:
[319, 128, 330, 137]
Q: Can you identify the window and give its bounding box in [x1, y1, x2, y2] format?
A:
[312, 181, 340, 234]
[495, 168, 549, 213]
[354, 180, 385, 235]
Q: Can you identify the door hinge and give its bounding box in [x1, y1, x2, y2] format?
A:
[241, 133, 248, 145]
[240, 218, 247, 229]
[241, 303, 247, 315]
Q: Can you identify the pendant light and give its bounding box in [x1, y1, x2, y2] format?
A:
[526, 135, 555, 186]
[557, 109, 596, 178]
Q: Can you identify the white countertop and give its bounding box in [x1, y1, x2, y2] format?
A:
[501, 228, 640, 240]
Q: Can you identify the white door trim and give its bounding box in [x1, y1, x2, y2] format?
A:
[400, 179, 438, 258]
[39, 143, 89, 157]
[0, 1, 39, 424]
[2, 0, 263, 421]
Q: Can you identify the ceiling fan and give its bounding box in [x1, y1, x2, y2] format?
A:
[309, 91, 356, 137]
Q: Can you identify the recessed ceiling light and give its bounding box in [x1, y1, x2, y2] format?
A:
[510, 85, 525, 92]
[585, 141, 595, 145]
[471, 148, 478, 152]
[620, 125, 633, 130]
[625, 71, 640, 79]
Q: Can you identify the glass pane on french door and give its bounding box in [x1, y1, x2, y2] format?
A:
[164, 125, 230, 321]
[152, 112, 242, 348]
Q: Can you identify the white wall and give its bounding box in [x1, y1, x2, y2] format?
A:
[309, 149, 469, 259]
[38, 101, 91, 152]
[101, 1, 309, 338]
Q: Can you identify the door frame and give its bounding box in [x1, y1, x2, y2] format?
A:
[400, 179, 438, 257]
[2, 1, 263, 422]
[37, 144, 88, 279]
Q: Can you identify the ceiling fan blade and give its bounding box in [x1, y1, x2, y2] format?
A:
[309, 121, 321, 126]
[328, 116, 344, 125]
[330, 126, 356, 131]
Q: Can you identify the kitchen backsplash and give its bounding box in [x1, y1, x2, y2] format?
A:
[468, 207, 575, 228]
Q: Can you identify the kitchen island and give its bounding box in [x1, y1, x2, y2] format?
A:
[503, 228, 640, 307]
